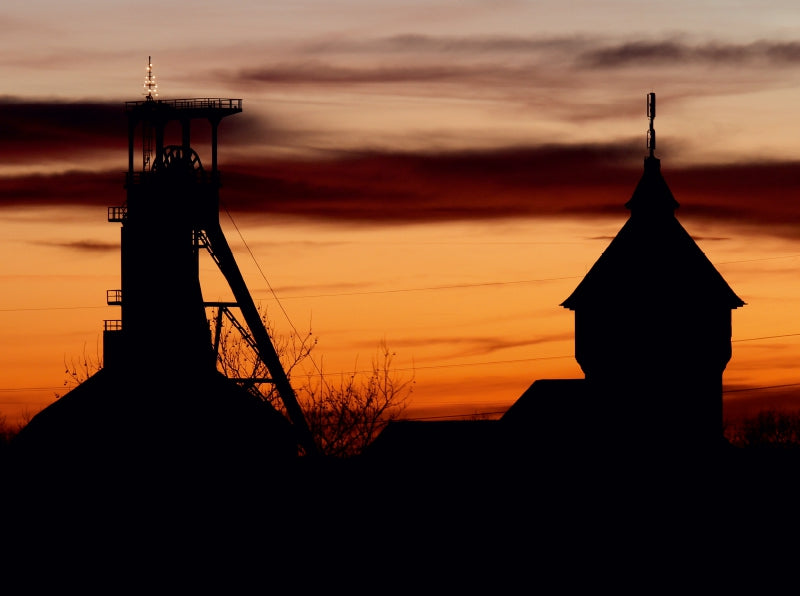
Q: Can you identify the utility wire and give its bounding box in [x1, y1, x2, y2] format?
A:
[723, 382, 800, 394]
[220, 204, 330, 388]
[270, 275, 581, 299]
[309, 354, 574, 378]
[718, 254, 800, 265]
[3, 240, 800, 400]
[733, 333, 800, 342]
[4, 381, 800, 424]
[0, 306, 108, 312]
[5, 251, 800, 312]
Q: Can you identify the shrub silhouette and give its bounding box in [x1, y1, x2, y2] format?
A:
[726, 409, 800, 449]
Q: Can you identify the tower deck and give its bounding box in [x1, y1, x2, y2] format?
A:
[125, 98, 242, 119]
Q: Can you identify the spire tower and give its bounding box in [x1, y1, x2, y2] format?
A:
[559, 92, 744, 452]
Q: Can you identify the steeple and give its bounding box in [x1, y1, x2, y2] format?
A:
[558, 92, 744, 451]
[624, 92, 679, 216]
[562, 92, 742, 312]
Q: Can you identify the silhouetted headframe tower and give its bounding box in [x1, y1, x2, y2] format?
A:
[112, 60, 317, 455]
[560, 92, 745, 449]
[14, 59, 318, 465]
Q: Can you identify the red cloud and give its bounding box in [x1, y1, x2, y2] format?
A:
[0, 99, 126, 163]
[2, 143, 800, 239]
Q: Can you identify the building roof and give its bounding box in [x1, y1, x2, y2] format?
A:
[11, 367, 300, 473]
[501, 379, 588, 426]
[561, 156, 745, 311]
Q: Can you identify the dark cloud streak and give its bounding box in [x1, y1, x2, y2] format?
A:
[0, 98, 126, 162]
[299, 33, 588, 55]
[33, 240, 119, 253]
[0, 170, 120, 207]
[581, 39, 800, 68]
[220, 144, 639, 223]
[228, 35, 800, 89]
[231, 62, 503, 85]
[3, 128, 800, 237]
[221, 151, 800, 234]
[0, 98, 286, 162]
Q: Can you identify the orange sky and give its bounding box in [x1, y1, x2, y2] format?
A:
[4, 1, 800, 426]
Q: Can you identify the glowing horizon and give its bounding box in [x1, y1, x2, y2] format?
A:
[4, 1, 800, 426]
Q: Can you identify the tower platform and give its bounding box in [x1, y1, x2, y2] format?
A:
[125, 97, 242, 119]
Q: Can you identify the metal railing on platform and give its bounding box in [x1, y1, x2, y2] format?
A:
[108, 206, 127, 222]
[124, 98, 242, 111]
[103, 319, 122, 332]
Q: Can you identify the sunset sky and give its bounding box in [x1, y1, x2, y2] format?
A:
[4, 1, 800, 426]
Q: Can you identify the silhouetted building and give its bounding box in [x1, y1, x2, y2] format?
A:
[366, 94, 745, 464]
[504, 93, 745, 456]
[13, 63, 317, 474]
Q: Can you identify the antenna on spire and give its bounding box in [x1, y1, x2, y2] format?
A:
[143, 56, 158, 100]
[647, 92, 656, 158]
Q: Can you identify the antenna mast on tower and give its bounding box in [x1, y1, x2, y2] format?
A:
[142, 57, 157, 171]
[143, 56, 158, 99]
[647, 92, 656, 158]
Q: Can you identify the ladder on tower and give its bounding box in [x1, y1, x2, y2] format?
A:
[142, 121, 153, 171]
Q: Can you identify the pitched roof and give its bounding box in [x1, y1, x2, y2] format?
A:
[11, 367, 300, 472]
[561, 156, 744, 311]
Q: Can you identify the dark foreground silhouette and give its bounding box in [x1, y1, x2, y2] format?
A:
[3, 424, 796, 591]
[2, 92, 789, 588]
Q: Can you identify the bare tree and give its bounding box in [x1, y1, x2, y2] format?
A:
[62, 341, 103, 391]
[58, 306, 413, 456]
[298, 342, 413, 458]
[0, 413, 18, 447]
[0, 409, 34, 449]
[212, 306, 318, 407]
[212, 307, 413, 457]
[726, 409, 800, 448]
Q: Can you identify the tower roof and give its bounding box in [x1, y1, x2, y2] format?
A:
[561, 155, 745, 311]
[11, 367, 300, 472]
[625, 155, 679, 214]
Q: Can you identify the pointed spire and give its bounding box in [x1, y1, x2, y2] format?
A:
[561, 91, 744, 313]
[624, 91, 679, 215]
[143, 56, 158, 100]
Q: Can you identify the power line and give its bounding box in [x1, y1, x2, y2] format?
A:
[270, 275, 581, 300]
[723, 382, 800, 394]
[308, 354, 574, 378]
[718, 254, 800, 265]
[4, 377, 798, 396]
[221, 204, 330, 390]
[6, 381, 800, 426]
[5, 252, 800, 312]
[0, 305, 107, 313]
[733, 332, 800, 342]
[0, 387, 62, 392]
[0, 274, 576, 312]
[402, 382, 800, 421]
[404, 410, 507, 421]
